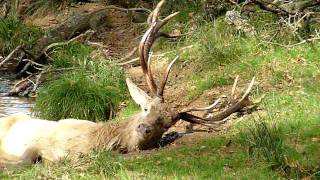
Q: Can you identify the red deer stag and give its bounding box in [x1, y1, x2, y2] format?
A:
[0, 0, 255, 165]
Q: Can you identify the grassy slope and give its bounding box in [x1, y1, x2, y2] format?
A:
[1, 8, 320, 180]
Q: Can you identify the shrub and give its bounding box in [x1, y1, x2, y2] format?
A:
[34, 62, 127, 122]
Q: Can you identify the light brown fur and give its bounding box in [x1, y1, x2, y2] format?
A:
[0, 114, 30, 141]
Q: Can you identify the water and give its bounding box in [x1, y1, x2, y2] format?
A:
[0, 74, 34, 117]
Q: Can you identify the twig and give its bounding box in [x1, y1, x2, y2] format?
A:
[17, 62, 32, 77]
[22, 59, 46, 67]
[31, 66, 50, 93]
[262, 36, 320, 48]
[43, 30, 95, 61]
[118, 45, 195, 66]
[86, 41, 108, 49]
[26, 78, 36, 86]
[44, 30, 96, 53]
[13, 74, 34, 88]
[116, 47, 138, 63]
[227, 0, 238, 5]
[103, 5, 151, 13]
[48, 67, 76, 72]
[252, 0, 291, 15]
[0, 45, 22, 68]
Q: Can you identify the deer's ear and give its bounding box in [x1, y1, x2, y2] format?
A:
[126, 78, 152, 106]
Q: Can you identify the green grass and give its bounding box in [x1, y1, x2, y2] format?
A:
[187, 75, 232, 100]
[0, 16, 42, 54]
[34, 61, 127, 122]
[116, 100, 140, 119]
[48, 42, 93, 68]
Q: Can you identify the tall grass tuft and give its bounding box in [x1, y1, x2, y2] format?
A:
[242, 119, 286, 170]
[34, 61, 127, 122]
[0, 17, 42, 54]
[48, 42, 93, 68]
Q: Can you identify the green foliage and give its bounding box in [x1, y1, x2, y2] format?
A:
[48, 42, 93, 68]
[155, 0, 231, 22]
[159, 0, 203, 22]
[86, 150, 125, 176]
[116, 100, 140, 118]
[0, 17, 42, 54]
[34, 62, 127, 122]
[242, 119, 285, 169]
[197, 21, 245, 67]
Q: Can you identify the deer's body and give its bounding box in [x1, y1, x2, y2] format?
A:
[0, 114, 101, 161]
[0, 112, 165, 162]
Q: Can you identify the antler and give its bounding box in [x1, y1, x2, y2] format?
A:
[179, 77, 256, 127]
[139, 0, 179, 100]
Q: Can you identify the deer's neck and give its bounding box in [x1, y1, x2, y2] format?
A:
[90, 116, 139, 153]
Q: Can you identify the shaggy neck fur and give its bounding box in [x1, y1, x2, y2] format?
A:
[90, 115, 142, 153]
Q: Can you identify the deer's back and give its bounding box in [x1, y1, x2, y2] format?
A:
[0, 114, 100, 161]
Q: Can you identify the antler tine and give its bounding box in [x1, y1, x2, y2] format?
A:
[147, 51, 154, 83]
[183, 98, 221, 113]
[178, 113, 215, 128]
[206, 77, 255, 122]
[151, 0, 166, 23]
[159, 12, 180, 28]
[240, 77, 255, 101]
[178, 77, 256, 126]
[157, 56, 179, 98]
[139, 0, 179, 97]
[231, 75, 239, 100]
[139, 24, 158, 95]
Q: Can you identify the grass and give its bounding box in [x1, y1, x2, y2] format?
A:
[34, 61, 127, 122]
[116, 100, 140, 119]
[0, 16, 42, 54]
[241, 119, 286, 170]
[34, 41, 128, 122]
[48, 42, 93, 68]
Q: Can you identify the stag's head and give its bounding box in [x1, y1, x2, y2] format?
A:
[124, 0, 255, 151]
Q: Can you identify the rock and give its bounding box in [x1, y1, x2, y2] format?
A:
[225, 10, 256, 36]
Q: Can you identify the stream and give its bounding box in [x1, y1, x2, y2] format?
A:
[0, 73, 34, 118]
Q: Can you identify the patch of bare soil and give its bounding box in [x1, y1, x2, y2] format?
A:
[24, 2, 142, 59]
